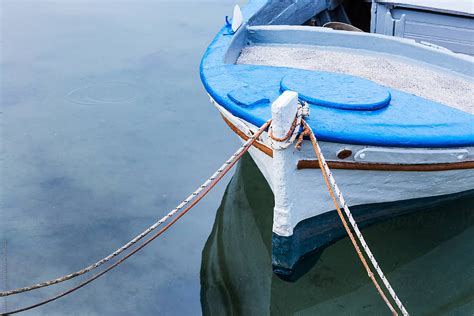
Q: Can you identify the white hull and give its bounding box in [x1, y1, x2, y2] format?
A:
[212, 99, 474, 238]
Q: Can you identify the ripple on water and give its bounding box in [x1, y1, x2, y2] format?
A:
[67, 81, 138, 105]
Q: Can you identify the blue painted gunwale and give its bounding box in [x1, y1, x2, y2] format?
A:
[200, 1, 474, 148]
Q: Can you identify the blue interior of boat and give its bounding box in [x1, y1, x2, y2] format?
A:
[200, 0, 474, 148]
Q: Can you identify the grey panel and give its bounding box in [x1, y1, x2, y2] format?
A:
[372, 3, 474, 55]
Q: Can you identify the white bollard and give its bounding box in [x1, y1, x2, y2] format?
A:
[271, 91, 299, 237]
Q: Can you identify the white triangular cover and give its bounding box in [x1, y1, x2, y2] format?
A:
[231, 5, 243, 33]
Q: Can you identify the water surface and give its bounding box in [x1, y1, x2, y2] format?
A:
[1, 1, 244, 314]
[1, 1, 473, 315]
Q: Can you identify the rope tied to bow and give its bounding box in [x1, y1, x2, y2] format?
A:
[2, 98, 409, 315]
[301, 118, 409, 315]
[270, 101, 408, 316]
[269, 101, 308, 150]
[1, 120, 272, 315]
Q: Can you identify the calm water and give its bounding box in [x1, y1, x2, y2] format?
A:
[1, 1, 473, 315]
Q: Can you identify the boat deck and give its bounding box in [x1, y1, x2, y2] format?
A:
[201, 22, 474, 148]
[237, 45, 474, 114]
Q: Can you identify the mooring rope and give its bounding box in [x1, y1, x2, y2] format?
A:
[269, 105, 408, 315]
[0, 120, 272, 315]
[2, 240, 8, 314]
[2, 105, 409, 315]
[301, 120, 409, 316]
[268, 101, 307, 150]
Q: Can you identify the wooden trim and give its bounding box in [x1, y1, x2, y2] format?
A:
[297, 160, 474, 171]
[221, 115, 273, 157]
[221, 114, 474, 172]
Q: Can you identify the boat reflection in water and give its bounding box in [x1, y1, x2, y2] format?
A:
[200, 154, 474, 315]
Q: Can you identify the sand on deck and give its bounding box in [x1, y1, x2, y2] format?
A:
[237, 45, 474, 114]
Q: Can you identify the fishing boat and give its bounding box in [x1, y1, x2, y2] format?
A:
[200, 0, 474, 277]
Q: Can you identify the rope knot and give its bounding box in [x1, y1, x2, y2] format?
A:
[269, 101, 309, 150]
[295, 119, 311, 151]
